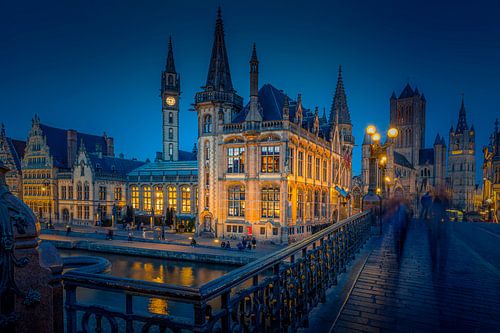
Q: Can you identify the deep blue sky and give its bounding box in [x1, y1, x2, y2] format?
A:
[2, 0, 499, 181]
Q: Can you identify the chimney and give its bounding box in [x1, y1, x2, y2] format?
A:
[103, 133, 114, 157]
[67, 130, 78, 166]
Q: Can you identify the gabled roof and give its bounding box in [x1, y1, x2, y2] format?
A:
[5, 138, 26, 171]
[39, 124, 109, 169]
[394, 151, 414, 169]
[419, 148, 434, 165]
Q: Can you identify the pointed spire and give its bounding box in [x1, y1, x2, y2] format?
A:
[414, 87, 420, 95]
[249, 43, 259, 97]
[399, 83, 414, 99]
[314, 107, 320, 135]
[295, 93, 303, 124]
[205, 7, 234, 92]
[456, 95, 468, 133]
[434, 133, 441, 145]
[390, 91, 397, 100]
[165, 35, 176, 73]
[283, 95, 290, 120]
[322, 107, 327, 122]
[329, 65, 351, 126]
[0, 123, 5, 138]
[192, 143, 198, 155]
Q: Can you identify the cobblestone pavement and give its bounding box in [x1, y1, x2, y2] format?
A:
[332, 219, 500, 333]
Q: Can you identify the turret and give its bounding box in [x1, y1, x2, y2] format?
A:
[245, 44, 262, 123]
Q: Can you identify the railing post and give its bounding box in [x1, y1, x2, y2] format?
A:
[221, 292, 231, 332]
[194, 303, 206, 331]
[125, 294, 133, 333]
[273, 263, 282, 329]
[65, 284, 77, 333]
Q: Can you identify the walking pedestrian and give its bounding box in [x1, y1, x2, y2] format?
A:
[142, 228, 146, 239]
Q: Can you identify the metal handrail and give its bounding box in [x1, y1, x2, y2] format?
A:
[199, 211, 368, 299]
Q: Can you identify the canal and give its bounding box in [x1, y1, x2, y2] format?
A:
[58, 249, 235, 318]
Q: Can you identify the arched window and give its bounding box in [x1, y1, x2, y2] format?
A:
[297, 190, 304, 220]
[155, 186, 163, 213]
[181, 187, 191, 213]
[228, 186, 245, 217]
[261, 186, 280, 218]
[77, 182, 82, 200]
[168, 75, 173, 85]
[143, 186, 151, 211]
[169, 128, 173, 140]
[169, 144, 173, 158]
[131, 186, 139, 209]
[169, 112, 173, 124]
[306, 190, 313, 219]
[84, 182, 90, 200]
[203, 115, 213, 133]
[168, 187, 177, 211]
[314, 191, 320, 217]
[321, 191, 328, 217]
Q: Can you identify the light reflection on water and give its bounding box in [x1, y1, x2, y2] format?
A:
[59, 249, 234, 317]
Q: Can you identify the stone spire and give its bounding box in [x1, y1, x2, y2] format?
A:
[434, 133, 442, 145]
[205, 7, 234, 92]
[165, 35, 176, 73]
[329, 65, 351, 126]
[0, 123, 5, 138]
[455, 96, 468, 133]
[245, 43, 262, 123]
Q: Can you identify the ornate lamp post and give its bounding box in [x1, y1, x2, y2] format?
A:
[362, 125, 398, 219]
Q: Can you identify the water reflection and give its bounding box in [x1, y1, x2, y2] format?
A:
[59, 249, 234, 317]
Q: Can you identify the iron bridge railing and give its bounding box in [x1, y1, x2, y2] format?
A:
[63, 211, 372, 332]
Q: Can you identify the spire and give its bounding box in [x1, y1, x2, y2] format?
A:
[205, 7, 234, 92]
[0, 123, 5, 138]
[245, 44, 262, 123]
[434, 133, 441, 145]
[283, 95, 290, 120]
[314, 107, 320, 135]
[455, 96, 468, 133]
[399, 83, 414, 99]
[329, 65, 351, 126]
[249, 43, 259, 97]
[390, 91, 397, 100]
[321, 107, 327, 122]
[165, 35, 176, 73]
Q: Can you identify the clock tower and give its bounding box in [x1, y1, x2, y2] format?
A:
[161, 36, 180, 161]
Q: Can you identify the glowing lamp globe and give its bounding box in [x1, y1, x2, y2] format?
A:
[366, 125, 377, 135]
[387, 127, 399, 138]
[371, 133, 381, 142]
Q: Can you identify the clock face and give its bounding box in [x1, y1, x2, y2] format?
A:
[166, 96, 176, 106]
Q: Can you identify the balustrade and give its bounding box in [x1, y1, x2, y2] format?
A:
[63, 211, 371, 332]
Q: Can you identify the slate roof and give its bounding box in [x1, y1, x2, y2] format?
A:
[128, 160, 198, 177]
[419, 148, 435, 165]
[88, 154, 145, 178]
[39, 124, 109, 169]
[455, 98, 469, 134]
[6, 138, 26, 171]
[393, 151, 414, 169]
[398, 83, 422, 99]
[178, 149, 197, 161]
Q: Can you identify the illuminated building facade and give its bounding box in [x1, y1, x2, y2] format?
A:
[194, 10, 353, 242]
[448, 99, 476, 211]
[481, 119, 499, 222]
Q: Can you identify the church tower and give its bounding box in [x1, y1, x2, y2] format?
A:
[390, 84, 426, 166]
[194, 7, 243, 235]
[161, 36, 180, 161]
[448, 97, 476, 211]
[329, 65, 354, 188]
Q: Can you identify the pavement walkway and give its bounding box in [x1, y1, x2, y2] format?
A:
[330, 219, 500, 333]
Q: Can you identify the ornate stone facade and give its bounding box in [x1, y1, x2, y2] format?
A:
[360, 84, 447, 210]
[194, 10, 353, 242]
[448, 99, 476, 211]
[0, 124, 25, 199]
[481, 119, 499, 221]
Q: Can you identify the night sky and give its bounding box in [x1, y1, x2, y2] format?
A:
[2, 0, 499, 181]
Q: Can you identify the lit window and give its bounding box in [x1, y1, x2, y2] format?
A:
[203, 115, 213, 133]
[77, 182, 82, 200]
[261, 146, 280, 173]
[181, 187, 191, 213]
[84, 206, 90, 220]
[289, 148, 294, 174]
[84, 182, 90, 200]
[99, 186, 106, 201]
[315, 158, 320, 180]
[298, 151, 304, 176]
[143, 186, 151, 211]
[307, 155, 312, 178]
[114, 187, 122, 201]
[261, 186, 280, 218]
[314, 191, 320, 217]
[155, 186, 163, 213]
[228, 186, 245, 217]
[169, 144, 173, 157]
[322, 160, 327, 182]
[227, 147, 245, 173]
[168, 186, 177, 211]
[131, 186, 139, 209]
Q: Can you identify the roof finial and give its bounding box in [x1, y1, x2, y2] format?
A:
[217, 5, 222, 19]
